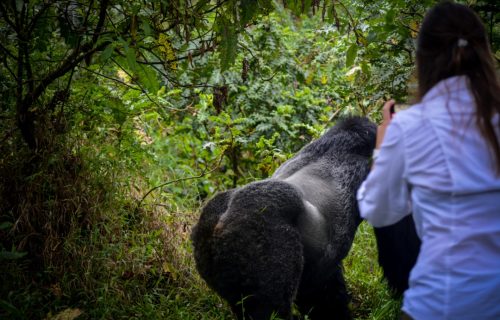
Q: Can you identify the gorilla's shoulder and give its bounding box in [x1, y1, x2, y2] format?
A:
[331, 116, 376, 133]
[304, 116, 376, 157]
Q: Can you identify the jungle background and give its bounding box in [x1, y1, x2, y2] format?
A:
[0, 0, 498, 319]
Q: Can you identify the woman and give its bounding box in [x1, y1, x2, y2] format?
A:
[357, 2, 500, 319]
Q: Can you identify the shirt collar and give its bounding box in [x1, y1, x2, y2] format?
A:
[422, 76, 470, 103]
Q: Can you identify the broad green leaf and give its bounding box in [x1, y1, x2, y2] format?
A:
[136, 65, 160, 93]
[0, 222, 13, 230]
[125, 46, 138, 73]
[346, 43, 358, 67]
[99, 44, 115, 62]
[141, 20, 152, 37]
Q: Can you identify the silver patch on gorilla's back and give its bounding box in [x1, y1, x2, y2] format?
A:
[299, 200, 328, 249]
[282, 162, 339, 249]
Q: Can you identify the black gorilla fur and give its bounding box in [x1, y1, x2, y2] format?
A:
[191, 116, 377, 319]
[192, 116, 422, 319]
[373, 215, 421, 295]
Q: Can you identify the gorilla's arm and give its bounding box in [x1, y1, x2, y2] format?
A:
[373, 215, 421, 295]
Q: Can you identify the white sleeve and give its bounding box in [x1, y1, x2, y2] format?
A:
[356, 121, 411, 227]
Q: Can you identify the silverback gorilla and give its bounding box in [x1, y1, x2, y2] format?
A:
[191, 116, 419, 319]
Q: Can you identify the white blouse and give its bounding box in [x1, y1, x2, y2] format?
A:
[357, 76, 500, 320]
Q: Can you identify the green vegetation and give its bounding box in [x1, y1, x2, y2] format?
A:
[0, 0, 498, 319]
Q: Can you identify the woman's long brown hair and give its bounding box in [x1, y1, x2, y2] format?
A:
[416, 1, 500, 173]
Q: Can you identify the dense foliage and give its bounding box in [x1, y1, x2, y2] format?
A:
[0, 0, 498, 319]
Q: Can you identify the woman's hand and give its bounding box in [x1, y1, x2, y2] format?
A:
[376, 99, 395, 149]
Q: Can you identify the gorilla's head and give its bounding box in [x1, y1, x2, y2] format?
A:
[303, 116, 376, 158]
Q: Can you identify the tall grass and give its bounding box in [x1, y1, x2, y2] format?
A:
[344, 222, 402, 320]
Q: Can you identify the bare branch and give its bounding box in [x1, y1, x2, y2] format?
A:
[80, 65, 141, 91]
[110, 57, 184, 111]
[23, 41, 111, 108]
[92, 0, 110, 45]
[203, 0, 230, 15]
[23, 40, 34, 93]
[82, 0, 96, 29]
[0, 41, 17, 60]
[135, 153, 225, 213]
[136, 40, 217, 66]
[400, 10, 423, 19]
[0, 2, 17, 29]
[1, 53, 17, 79]
[27, 0, 53, 34]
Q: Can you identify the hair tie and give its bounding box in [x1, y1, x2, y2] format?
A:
[457, 38, 468, 47]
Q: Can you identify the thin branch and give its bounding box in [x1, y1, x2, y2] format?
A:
[261, 71, 279, 82]
[20, 0, 28, 29]
[0, 2, 17, 29]
[23, 41, 111, 108]
[202, 0, 229, 15]
[27, 0, 53, 34]
[132, 40, 217, 66]
[110, 57, 184, 111]
[382, 40, 413, 57]
[80, 65, 141, 91]
[82, 0, 95, 30]
[0, 42, 16, 60]
[335, 0, 365, 45]
[18, 0, 104, 119]
[15, 17, 24, 119]
[238, 42, 258, 61]
[321, 0, 327, 22]
[22, 36, 34, 94]
[400, 10, 423, 19]
[399, 23, 419, 34]
[0, 126, 17, 145]
[135, 153, 225, 213]
[158, 68, 218, 89]
[91, 0, 109, 45]
[1, 53, 17, 79]
[113, 46, 217, 90]
[336, 1, 356, 29]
